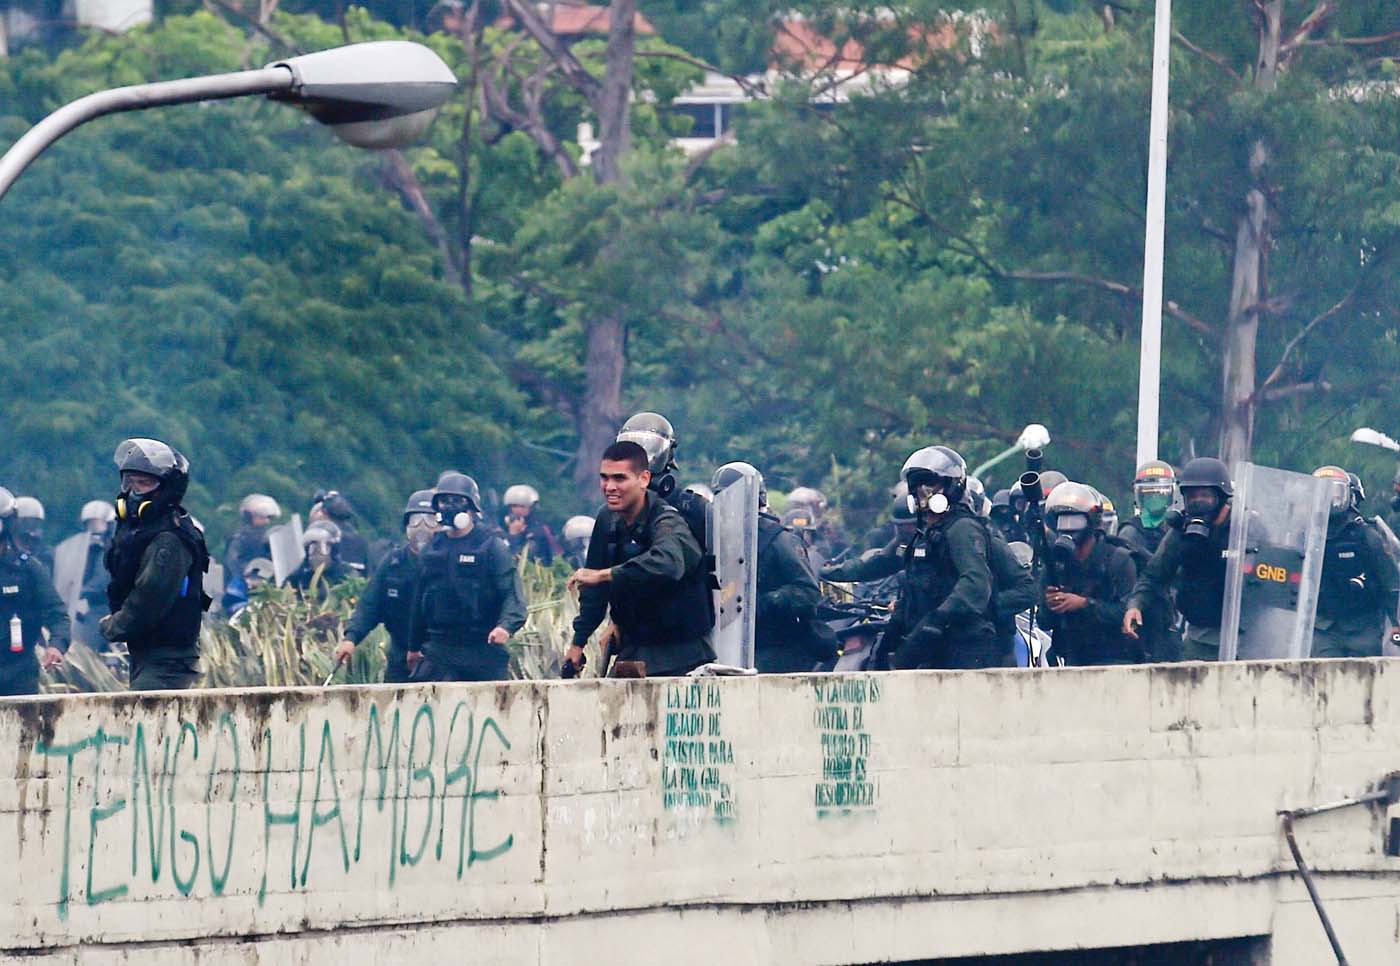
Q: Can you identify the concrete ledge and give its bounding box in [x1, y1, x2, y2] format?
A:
[1, 660, 1398, 964]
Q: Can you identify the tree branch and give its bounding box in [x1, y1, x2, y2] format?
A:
[500, 0, 602, 102]
[378, 151, 464, 291]
[1257, 289, 1354, 391]
[634, 48, 764, 98]
[1173, 30, 1242, 83]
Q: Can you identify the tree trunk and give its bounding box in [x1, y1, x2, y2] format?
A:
[1219, 179, 1268, 469]
[573, 314, 627, 499]
[1216, 0, 1281, 469]
[592, 0, 637, 186]
[572, 0, 638, 500]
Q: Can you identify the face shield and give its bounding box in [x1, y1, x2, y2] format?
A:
[1321, 476, 1351, 515]
[405, 514, 438, 551]
[1135, 482, 1174, 523]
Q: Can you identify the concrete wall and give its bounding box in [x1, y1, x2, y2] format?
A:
[2, 661, 1399, 965]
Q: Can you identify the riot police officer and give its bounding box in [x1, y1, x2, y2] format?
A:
[11, 497, 51, 573]
[225, 493, 281, 580]
[990, 488, 1027, 544]
[409, 473, 526, 682]
[1310, 466, 1400, 658]
[788, 485, 848, 562]
[891, 445, 1002, 669]
[1116, 460, 1182, 661]
[1038, 482, 1140, 666]
[1124, 457, 1232, 662]
[52, 500, 116, 649]
[288, 520, 352, 593]
[712, 462, 826, 673]
[102, 438, 211, 691]
[337, 489, 439, 682]
[310, 490, 369, 575]
[565, 441, 715, 677]
[561, 515, 595, 570]
[502, 483, 559, 566]
[0, 488, 68, 695]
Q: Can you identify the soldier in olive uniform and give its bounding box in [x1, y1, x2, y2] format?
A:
[102, 438, 212, 691]
[565, 441, 715, 678]
[712, 462, 826, 673]
[891, 445, 1004, 670]
[409, 473, 526, 683]
[1124, 457, 1233, 662]
[1038, 482, 1140, 666]
[337, 489, 439, 682]
[1311, 466, 1400, 658]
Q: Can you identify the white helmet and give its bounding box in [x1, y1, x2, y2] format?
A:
[239, 493, 282, 520]
[13, 496, 44, 520]
[80, 500, 116, 525]
[563, 515, 594, 542]
[503, 484, 540, 508]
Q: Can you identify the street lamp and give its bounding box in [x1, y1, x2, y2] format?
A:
[1351, 427, 1400, 453]
[0, 41, 457, 202]
[971, 423, 1051, 480]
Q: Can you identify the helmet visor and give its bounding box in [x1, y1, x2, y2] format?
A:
[1049, 511, 1091, 534]
[617, 430, 670, 469]
[1324, 477, 1350, 513]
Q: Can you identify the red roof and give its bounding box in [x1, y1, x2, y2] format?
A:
[769, 17, 964, 73]
[495, 3, 656, 38]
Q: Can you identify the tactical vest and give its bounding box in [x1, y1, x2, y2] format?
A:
[601, 502, 713, 649]
[901, 509, 997, 637]
[105, 510, 210, 654]
[1317, 517, 1382, 621]
[1173, 528, 1227, 628]
[377, 547, 422, 649]
[418, 529, 502, 647]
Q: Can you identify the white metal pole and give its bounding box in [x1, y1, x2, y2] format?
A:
[1136, 0, 1172, 468]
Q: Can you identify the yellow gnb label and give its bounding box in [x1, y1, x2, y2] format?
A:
[1255, 564, 1288, 583]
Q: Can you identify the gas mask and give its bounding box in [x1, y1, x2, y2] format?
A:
[1180, 490, 1221, 540]
[435, 496, 475, 532]
[1136, 489, 1173, 529]
[305, 539, 335, 569]
[909, 483, 950, 517]
[405, 515, 438, 552]
[1048, 512, 1092, 564]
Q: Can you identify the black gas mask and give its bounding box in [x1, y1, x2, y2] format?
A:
[1047, 512, 1092, 565]
[434, 494, 475, 532]
[1180, 488, 1222, 540]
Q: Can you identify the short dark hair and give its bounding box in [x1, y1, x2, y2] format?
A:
[601, 441, 650, 475]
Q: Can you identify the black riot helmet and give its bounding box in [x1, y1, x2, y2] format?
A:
[433, 471, 482, 529]
[1177, 457, 1232, 537]
[1348, 471, 1366, 507]
[113, 437, 190, 520]
[711, 461, 767, 508]
[617, 412, 677, 477]
[901, 445, 968, 515]
[402, 488, 437, 526]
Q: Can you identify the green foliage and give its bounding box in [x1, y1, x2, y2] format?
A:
[9, 0, 1400, 549]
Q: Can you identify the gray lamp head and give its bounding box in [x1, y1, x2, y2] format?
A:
[1351, 427, 1400, 452]
[267, 41, 458, 149]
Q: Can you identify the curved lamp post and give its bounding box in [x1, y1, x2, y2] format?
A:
[0, 41, 457, 202]
[971, 423, 1051, 481]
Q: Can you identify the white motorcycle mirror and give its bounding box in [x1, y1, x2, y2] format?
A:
[1350, 427, 1400, 452]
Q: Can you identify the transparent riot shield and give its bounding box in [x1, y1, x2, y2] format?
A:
[708, 469, 759, 669]
[1219, 463, 1330, 661]
[268, 514, 305, 587]
[51, 532, 90, 618]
